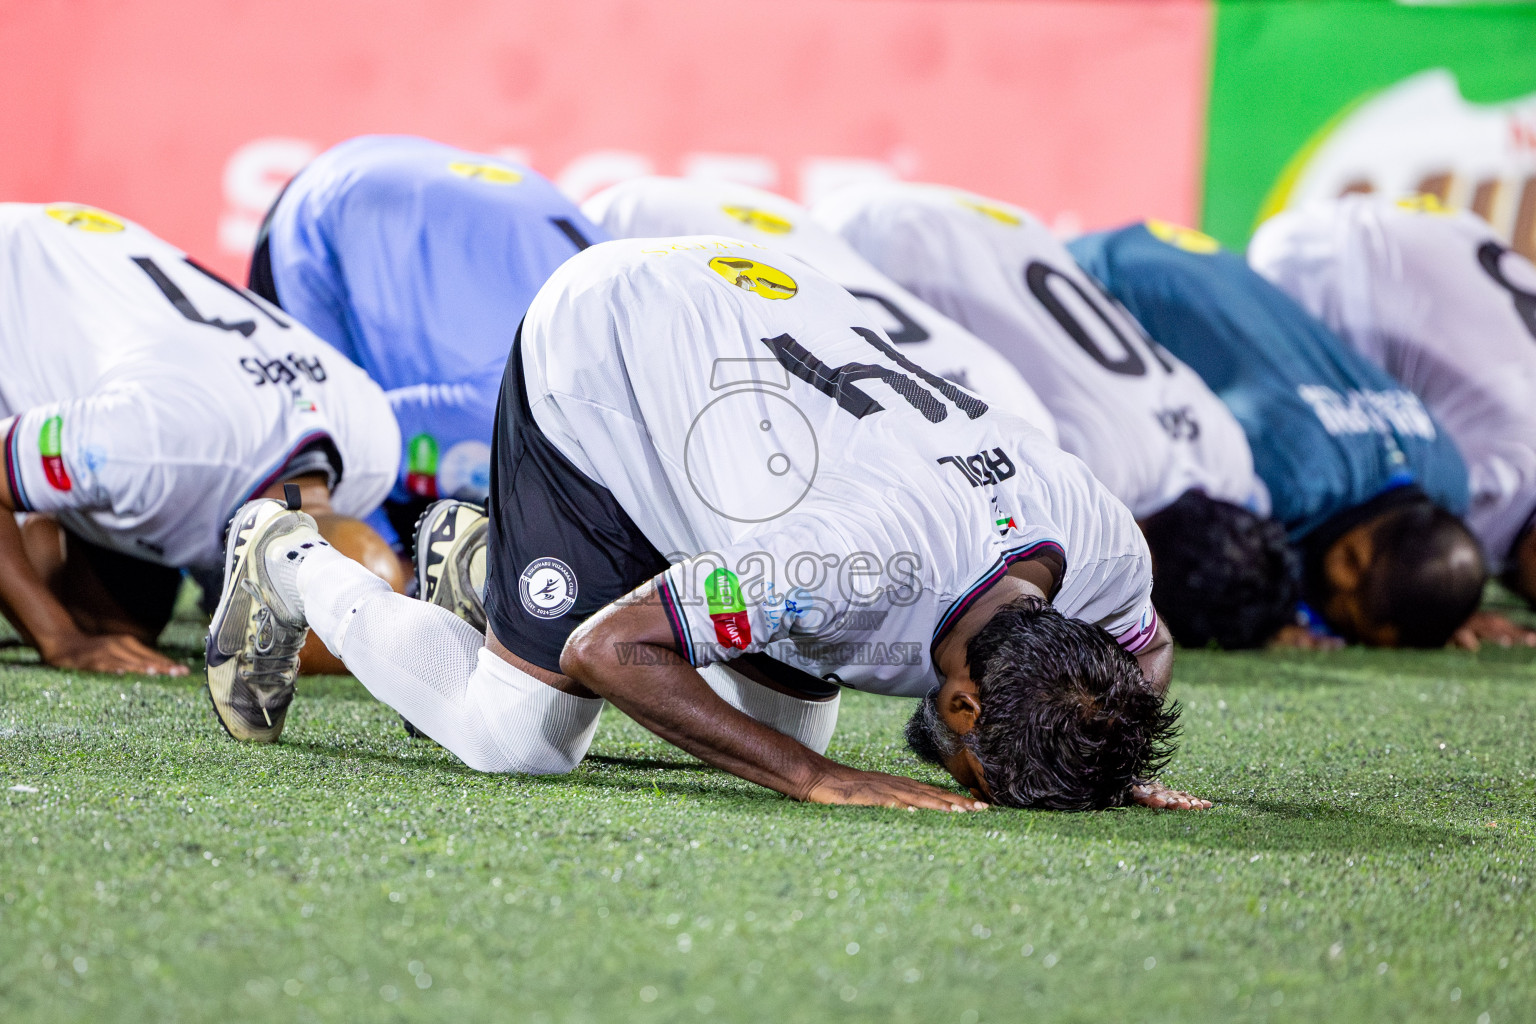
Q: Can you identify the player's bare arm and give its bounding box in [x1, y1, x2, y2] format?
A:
[0, 473, 185, 676]
[558, 580, 986, 812]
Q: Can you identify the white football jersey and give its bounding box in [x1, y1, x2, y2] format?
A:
[520, 235, 1156, 697]
[582, 177, 1059, 444]
[1250, 196, 1536, 569]
[0, 203, 398, 569]
[813, 182, 1268, 521]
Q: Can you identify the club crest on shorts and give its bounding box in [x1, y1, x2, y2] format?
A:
[519, 557, 578, 619]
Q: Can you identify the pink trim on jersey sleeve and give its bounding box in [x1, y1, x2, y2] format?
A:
[1115, 606, 1160, 655]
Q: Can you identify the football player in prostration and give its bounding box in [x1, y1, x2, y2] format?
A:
[1070, 220, 1486, 649]
[250, 135, 608, 548]
[205, 233, 1210, 811]
[0, 203, 400, 695]
[813, 182, 1297, 651]
[582, 177, 1059, 444]
[1249, 195, 1536, 649]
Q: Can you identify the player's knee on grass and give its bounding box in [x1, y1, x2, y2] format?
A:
[1139, 490, 1299, 649]
[905, 597, 1179, 810]
[299, 514, 408, 674]
[1313, 502, 1486, 647]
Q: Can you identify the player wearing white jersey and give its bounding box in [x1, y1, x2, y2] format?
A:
[1250, 195, 1536, 637]
[207, 235, 1208, 811]
[581, 177, 1059, 444]
[0, 203, 400, 689]
[812, 182, 1297, 649]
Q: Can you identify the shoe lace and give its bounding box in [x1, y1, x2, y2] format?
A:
[234, 585, 305, 699]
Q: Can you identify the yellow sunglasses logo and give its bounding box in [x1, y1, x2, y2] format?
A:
[1146, 219, 1221, 254]
[44, 204, 125, 233]
[709, 257, 798, 300]
[958, 197, 1022, 227]
[447, 161, 523, 185]
[1395, 193, 1450, 215]
[721, 205, 794, 235]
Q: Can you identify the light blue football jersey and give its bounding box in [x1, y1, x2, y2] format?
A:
[1069, 222, 1469, 542]
[258, 135, 607, 512]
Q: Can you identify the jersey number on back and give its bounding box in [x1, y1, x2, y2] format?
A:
[1025, 261, 1173, 376]
[761, 326, 986, 424]
[1478, 242, 1536, 342]
[133, 255, 291, 337]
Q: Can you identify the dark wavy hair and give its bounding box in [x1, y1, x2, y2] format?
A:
[905, 597, 1180, 810]
[1140, 490, 1299, 649]
[1327, 502, 1487, 647]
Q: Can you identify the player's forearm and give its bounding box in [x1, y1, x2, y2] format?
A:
[1135, 619, 1175, 695]
[561, 627, 832, 799]
[0, 496, 85, 652]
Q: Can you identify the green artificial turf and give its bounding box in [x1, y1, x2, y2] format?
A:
[2, 587, 1534, 1023]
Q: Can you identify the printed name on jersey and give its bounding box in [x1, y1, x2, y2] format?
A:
[936, 448, 1017, 488]
[1296, 385, 1437, 439]
[704, 568, 752, 649]
[44, 204, 125, 233]
[1146, 219, 1220, 255]
[519, 557, 579, 620]
[447, 161, 523, 185]
[1155, 406, 1201, 441]
[38, 415, 71, 492]
[240, 353, 328, 388]
[709, 257, 799, 300]
[722, 205, 794, 234]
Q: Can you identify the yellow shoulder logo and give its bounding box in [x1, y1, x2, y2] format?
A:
[1395, 193, 1450, 215]
[1146, 219, 1221, 254]
[722, 205, 793, 235]
[44, 204, 125, 233]
[957, 197, 1021, 227]
[709, 257, 798, 300]
[447, 161, 523, 185]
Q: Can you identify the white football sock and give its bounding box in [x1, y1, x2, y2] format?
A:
[262, 520, 329, 623]
[295, 546, 603, 774]
[699, 664, 840, 754]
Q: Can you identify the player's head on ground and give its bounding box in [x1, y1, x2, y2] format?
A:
[1312, 499, 1486, 647]
[905, 597, 1179, 809]
[1139, 489, 1299, 649]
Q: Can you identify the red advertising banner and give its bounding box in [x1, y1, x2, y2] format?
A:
[0, 0, 1210, 280]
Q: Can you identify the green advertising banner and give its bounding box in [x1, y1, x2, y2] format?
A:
[1204, 0, 1536, 253]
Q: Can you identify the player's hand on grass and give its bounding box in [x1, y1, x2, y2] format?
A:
[1267, 623, 1345, 651]
[802, 766, 988, 812]
[1130, 781, 1212, 810]
[1450, 610, 1536, 652]
[41, 631, 188, 677]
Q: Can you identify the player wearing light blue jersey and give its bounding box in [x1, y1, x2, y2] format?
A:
[1070, 221, 1484, 648]
[251, 135, 607, 543]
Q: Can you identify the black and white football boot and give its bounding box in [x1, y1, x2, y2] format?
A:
[398, 499, 488, 740]
[204, 488, 323, 743]
[413, 499, 488, 632]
